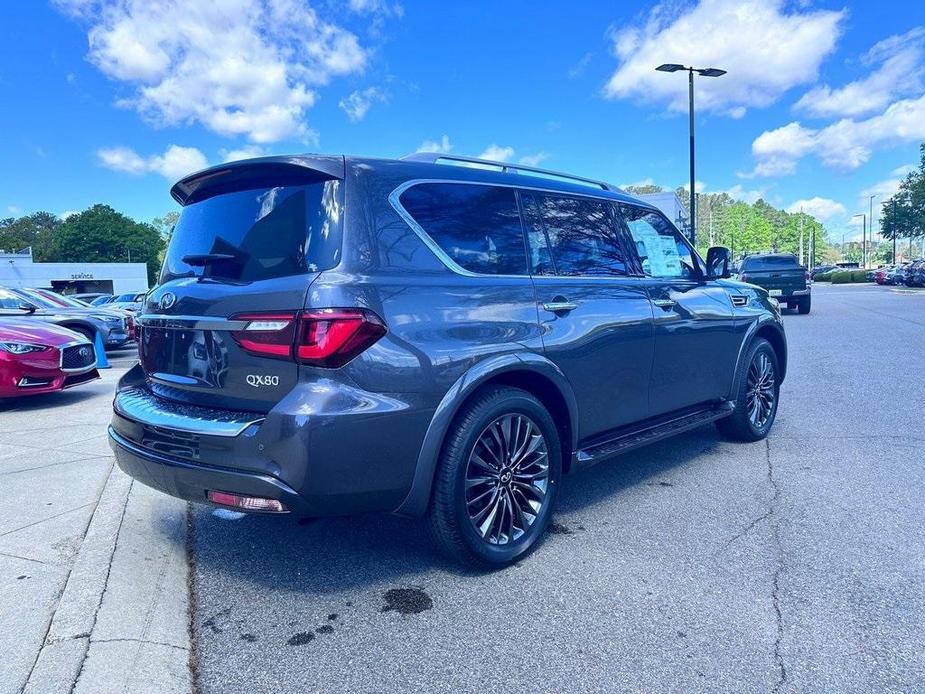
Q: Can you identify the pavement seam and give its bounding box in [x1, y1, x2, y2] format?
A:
[0, 502, 96, 538]
[18, 468, 112, 694]
[90, 637, 189, 653]
[0, 456, 103, 478]
[766, 439, 787, 694]
[68, 479, 134, 693]
[0, 550, 55, 566]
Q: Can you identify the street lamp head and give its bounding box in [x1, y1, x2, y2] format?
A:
[696, 68, 727, 77]
[656, 63, 686, 72]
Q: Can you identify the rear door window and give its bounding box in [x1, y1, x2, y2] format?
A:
[741, 255, 800, 271]
[521, 193, 628, 276]
[399, 183, 528, 275]
[160, 181, 343, 283]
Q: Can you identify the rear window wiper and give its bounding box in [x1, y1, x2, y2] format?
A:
[181, 253, 237, 266]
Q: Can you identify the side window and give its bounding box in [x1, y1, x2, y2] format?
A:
[620, 205, 699, 280]
[399, 183, 527, 275]
[522, 193, 628, 276]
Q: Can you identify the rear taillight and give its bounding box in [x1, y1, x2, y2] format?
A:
[231, 309, 386, 367]
[739, 273, 750, 283]
[805, 271, 811, 282]
[230, 312, 297, 359]
[295, 309, 387, 367]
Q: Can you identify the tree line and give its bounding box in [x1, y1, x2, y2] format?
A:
[624, 184, 831, 265]
[880, 143, 925, 261]
[0, 206, 177, 285]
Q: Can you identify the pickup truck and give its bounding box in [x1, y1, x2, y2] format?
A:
[737, 253, 811, 314]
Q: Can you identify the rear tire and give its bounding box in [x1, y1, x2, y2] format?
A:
[716, 338, 780, 442]
[428, 386, 561, 567]
[798, 296, 811, 314]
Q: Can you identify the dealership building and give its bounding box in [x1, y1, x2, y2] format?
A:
[638, 192, 690, 234]
[0, 248, 149, 294]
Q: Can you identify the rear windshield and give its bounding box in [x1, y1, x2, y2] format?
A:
[160, 181, 343, 283]
[741, 255, 800, 271]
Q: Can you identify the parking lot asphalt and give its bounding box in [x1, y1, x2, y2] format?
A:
[190, 283, 924, 694]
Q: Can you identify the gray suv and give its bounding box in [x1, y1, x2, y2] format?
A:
[109, 153, 786, 566]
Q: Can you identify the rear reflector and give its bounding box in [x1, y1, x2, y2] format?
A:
[207, 490, 288, 513]
[230, 312, 297, 359]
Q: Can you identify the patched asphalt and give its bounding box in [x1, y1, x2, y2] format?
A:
[190, 283, 925, 693]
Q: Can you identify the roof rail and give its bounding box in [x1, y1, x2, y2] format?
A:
[401, 152, 622, 193]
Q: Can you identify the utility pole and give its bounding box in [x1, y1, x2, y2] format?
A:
[868, 194, 877, 268]
[799, 209, 804, 266]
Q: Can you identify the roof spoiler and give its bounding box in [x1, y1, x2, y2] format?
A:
[170, 155, 345, 206]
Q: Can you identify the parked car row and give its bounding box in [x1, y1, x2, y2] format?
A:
[85, 292, 146, 312]
[870, 260, 925, 287]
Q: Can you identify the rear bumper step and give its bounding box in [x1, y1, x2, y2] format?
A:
[575, 402, 735, 468]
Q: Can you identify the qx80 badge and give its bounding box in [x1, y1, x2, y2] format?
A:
[246, 374, 280, 388]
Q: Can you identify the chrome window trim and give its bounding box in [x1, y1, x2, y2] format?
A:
[113, 387, 264, 438]
[388, 178, 644, 282]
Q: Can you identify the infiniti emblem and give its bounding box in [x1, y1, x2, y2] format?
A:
[79, 346, 91, 358]
[158, 292, 177, 310]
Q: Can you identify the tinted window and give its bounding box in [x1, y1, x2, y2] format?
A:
[0, 288, 26, 310]
[400, 183, 527, 275]
[621, 205, 699, 280]
[161, 181, 343, 283]
[741, 255, 800, 271]
[522, 193, 627, 276]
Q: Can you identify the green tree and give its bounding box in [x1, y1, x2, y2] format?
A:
[624, 184, 664, 195]
[152, 210, 180, 263]
[51, 204, 165, 284]
[0, 211, 61, 260]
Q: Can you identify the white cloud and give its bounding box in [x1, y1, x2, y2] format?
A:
[603, 0, 844, 117]
[97, 144, 208, 180]
[220, 145, 268, 163]
[7, 205, 22, 215]
[416, 135, 452, 154]
[518, 152, 548, 167]
[619, 177, 661, 190]
[891, 163, 916, 178]
[568, 52, 592, 78]
[746, 93, 925, 176]
[478, 145, 515, 162]
[59, 0, 371, 143]
[722, 185, 764, 204]
[785, 197, 846, 221]
[339, 87, 386, 122]
[60, 210, 78, 220]
[794, 27, 925, 119]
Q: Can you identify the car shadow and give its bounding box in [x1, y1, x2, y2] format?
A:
[0, 387, 101, 412]
[188, 426, 723, 595]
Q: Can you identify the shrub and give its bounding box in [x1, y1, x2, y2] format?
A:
[815, 272, 832, 281]
[831, 271, 853, 283]
[851, 270, 869, 282]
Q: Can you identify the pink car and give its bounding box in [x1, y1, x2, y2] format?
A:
[0, 319, 99, 398]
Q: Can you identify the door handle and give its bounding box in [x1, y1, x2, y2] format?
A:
[652, 299, 677, 310]
[542, 301, 578, 313]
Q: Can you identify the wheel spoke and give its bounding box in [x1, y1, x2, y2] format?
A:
[465, 412, 550, 546]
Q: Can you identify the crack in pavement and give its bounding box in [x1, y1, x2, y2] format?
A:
[719, 439, 787, 692]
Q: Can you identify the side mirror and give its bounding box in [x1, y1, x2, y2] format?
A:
[18, 301, 37, 314]
[705, 246, 731, 279]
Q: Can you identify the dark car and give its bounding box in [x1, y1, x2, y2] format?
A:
[0, 319, 99, 397]
[811, 264, 837, 279]
[0, 287, 131, 347]
[905, 260, 925, 287]
[108, 153, 787, 567]
[736, 253, 811, 314]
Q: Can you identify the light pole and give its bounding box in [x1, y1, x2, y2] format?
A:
[655, 63, 727, 247]
[852, 214, 866, 267]
[868, 194, 877, 267]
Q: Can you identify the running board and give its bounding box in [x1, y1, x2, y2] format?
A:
[574, 402, 735, 468]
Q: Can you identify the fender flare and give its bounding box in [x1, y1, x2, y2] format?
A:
[393, 351, 578, 517]
[729, 317, 787, 399]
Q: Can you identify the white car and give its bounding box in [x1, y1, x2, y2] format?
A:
[107, 292, 146, 313]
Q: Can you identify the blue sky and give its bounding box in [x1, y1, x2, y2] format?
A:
[1, 0, 924, 242]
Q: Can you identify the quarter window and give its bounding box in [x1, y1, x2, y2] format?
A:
[620, 205, 699, 280]
[522, 193, 628, 276]
[399, 183, 528, 275]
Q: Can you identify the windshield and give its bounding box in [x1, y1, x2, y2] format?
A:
[39, 290, 90, 308]
[9, 288, 58, 309]
[160, 181, 343, 284]
[90, 296, 113, 306]
[742, 255, 800, 271]
[114, 294, 137, 302]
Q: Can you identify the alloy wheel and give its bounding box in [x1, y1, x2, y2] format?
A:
[746, 352, 776, 429]
[464, 414, 550, 545]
